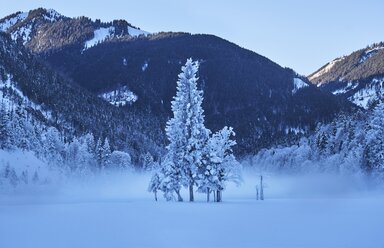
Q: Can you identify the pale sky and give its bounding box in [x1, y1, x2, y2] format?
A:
[0, 0, 383, 75]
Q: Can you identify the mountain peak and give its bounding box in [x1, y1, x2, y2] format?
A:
[308, 41, 384, 85]
[0, 8, 65, 30]
[308, 41, 384, 109]
[0, 8, 149, 53]
[26, 8, 63, 20]
[0, 8, 65, 44]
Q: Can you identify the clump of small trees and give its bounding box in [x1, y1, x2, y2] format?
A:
[148, 59, 241, 202]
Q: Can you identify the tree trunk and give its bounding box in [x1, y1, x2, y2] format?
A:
[207, 187, 210, 202]
[216, 190, 222, 202]
[256, 186, 259, 200]
[154, 191, 158, 202]
[176, 190, 183, 202]
[260, 175, 264, 200]
[213, 190, 217, 202]
[189, 184, 194, 202]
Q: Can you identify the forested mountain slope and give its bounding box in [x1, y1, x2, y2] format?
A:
[308, 42, 384, 109]
[0, 32, 163, 163]
[1, 8, 355, 155]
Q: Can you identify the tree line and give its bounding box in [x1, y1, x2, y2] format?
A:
[0, 95, 135, 188]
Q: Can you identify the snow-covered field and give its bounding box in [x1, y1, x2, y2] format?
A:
[1, 172, 384, 248]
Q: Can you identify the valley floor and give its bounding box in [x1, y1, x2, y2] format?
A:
[1, 173, 384, 248]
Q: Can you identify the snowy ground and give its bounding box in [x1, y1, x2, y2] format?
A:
[1, 172, 384, 248]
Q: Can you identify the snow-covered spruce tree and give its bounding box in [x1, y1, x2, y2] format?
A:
[65, 137, 94, 175]
[3, 163, 18, 187]
[95, 138, 104, 168]
[102, 138, 112, 169]
[32, 171, 39, 184]
[21, 170, 28, 185]
[66, 137, 81, 171]
[363, 102, 384, 174]
[142, 152, 156, 171]
[94, 137, 113, 170]
[0, 103, 11, 149]
[198, 126, 242, 202]
[316, 132, 329, 155]
[83, 133, 96, 157]
[164, 59, 209, 202]
[42, 127, 64, 166]
[79, 134, 98, 171]
[148, 172, 161, 201]
[157, 155, 184, 201]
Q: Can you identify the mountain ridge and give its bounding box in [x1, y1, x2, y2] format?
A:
[0, 8, 149, 54]
[0, 8, 355, 156]
[308, 42, 384, 109]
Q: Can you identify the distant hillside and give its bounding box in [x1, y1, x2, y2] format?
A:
[0, 8, 148, 54]
[308, 42, 384, 109]
[0, 32, 163, 163]
[0, 8, 354, 156]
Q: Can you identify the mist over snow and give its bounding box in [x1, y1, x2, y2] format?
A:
[2, 165, 380, 202]
[1, 165, 384, 248]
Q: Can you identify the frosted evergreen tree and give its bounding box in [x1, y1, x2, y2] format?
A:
[158, 155, 183, 201]
[95, 138, 103, 168]
[364, 102, 384, 172]
[165, 58, 209, 201]
[66, 137, 81, 171]
[83, 133, 96, 157]
[20, 117, 39, 152]
[17, 117, 30, 151]
[66, 137, 94, 175]
[142, 152, 155, 171]
[0, 103, 11, 149]
[77, 134, 98, 172]
[198, 126, 241, 202]
[21, 170, 28, 184]
[43, 127, 64, 166]
[316, 132, 329, 155]
[109, 151, 132, 170]
[94, 137, 112, 170]
[3, 163, 18, 187]
[11, 106, 26, 149]
[148, 172, 161, 201]
[102, 138, 112, 169]
[32, 171, 39, 184]
[2, 163, 11, 178]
